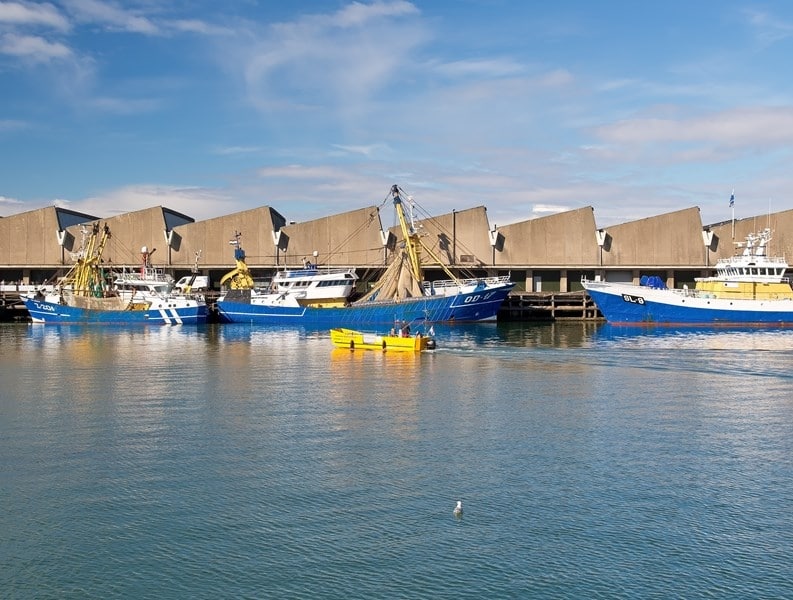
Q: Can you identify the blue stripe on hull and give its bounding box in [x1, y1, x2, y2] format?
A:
[587, 288, 793, 325]
[24, 299, 208, 325]
[217, 286, 514, 326]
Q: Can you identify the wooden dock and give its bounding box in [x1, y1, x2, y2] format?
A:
[499, 291, 603, 321]
[0, 293, 29, 322]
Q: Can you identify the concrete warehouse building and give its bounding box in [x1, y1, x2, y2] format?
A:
[2, 198, 792, 294]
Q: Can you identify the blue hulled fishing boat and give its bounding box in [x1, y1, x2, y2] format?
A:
[24, 223, 208, 325]
[216, 185, 515, 327]
[582, 228, 793, 325]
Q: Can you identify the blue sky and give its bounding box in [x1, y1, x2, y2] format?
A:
[2, 1, 793, 228]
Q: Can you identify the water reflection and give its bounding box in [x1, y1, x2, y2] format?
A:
[591, 322, 793, 351]
[430, 321, 601, 349]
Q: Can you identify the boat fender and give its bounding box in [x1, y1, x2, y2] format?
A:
[350, 339, 355, 349]
[382, 340, 387, 350]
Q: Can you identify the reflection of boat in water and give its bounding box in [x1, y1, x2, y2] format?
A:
[582, 229, 793, 325]
[216, 185, 515, 327]
[330, 325, 436, 352]
[24, 223, 208, 325]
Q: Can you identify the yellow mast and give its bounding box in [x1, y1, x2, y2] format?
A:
[390, 185, 462, 283]
[390, 185, 423, 282]
[64, 222, 112, 297]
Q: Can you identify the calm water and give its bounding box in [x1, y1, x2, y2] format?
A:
[1, 322, 792, 599]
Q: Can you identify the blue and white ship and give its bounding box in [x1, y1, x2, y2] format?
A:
[24, 223, 208, 325]
[216, 185, 515, 327]
[582, 228, 793, 325]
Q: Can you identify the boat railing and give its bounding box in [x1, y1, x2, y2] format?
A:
[714, 256, 788, 268]
[697, 273, 789, 284]
[422, 275, 512, 293]
[113, 266, 174, 284]
[276, 267, 355, 279]
[1, 283, 56, 294]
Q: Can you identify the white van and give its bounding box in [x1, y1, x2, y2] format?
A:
[175, 275, 210, 292]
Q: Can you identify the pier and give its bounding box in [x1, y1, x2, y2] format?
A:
[0, 293, 30, 322]
[1, 285, 47, 322]
[499, 291, 602, 321]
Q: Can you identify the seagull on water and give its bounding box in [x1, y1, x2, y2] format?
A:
[453, 500, 463, 518]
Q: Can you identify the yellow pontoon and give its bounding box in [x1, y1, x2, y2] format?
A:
[330, 327, 435, 352]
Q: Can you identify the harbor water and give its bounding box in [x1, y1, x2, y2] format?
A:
[2, 322, 792, 599]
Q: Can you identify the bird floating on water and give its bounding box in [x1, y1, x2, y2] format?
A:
[453, 500, 463, 518]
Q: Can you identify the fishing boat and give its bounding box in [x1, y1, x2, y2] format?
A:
[216, 185, 515, 327]
[581, 228, 793, 325]
[330, 326, 436, 352]
[24, 222, 208, 325]
[218, 232, 358, 308]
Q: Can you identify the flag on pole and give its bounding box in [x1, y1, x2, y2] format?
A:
[729, 191, 735, 208]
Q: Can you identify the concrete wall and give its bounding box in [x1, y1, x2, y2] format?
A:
[0, 206, 100, 267]
[164, 205, 386, 270]
[387, 206, 494, 268]
[600, 207, 705, 267]
[168, 206, 284, 269]
[495, 207, 599, 266]
[58, 206, 193, 269]
[278, 206, 385, 268]
[5, 200, 793, 281]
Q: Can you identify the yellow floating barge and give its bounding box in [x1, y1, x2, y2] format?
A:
[330, 327, 435, 352]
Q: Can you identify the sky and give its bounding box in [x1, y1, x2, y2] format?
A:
[2, 1, 793, 229]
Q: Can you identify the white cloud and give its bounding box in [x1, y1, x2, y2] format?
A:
[0, 118, 28, 131]
[88, 95, 162, 114]
[0, 194, 23, 206]
[434, 58, 525, 79]
[331, 143, 389, 157]
[169, 18, 234, 36]
[596, 106, 793, 148]
[743, 8, 793, 46]
[237, 1, 428, 116]
[330, 0, 419, 28]
[257, 164, 342, 179]
[0, 1, 70, 30]
[0, 32, 71, 61]
[213, 145, 263, 156]
[62, 0, 158, 35]
[533, 203, 571, 214]
[67, 185, 240, 222]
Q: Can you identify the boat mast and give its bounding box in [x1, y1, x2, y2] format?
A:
[391, 185, 423, 282]
[390, 184, 465, 284]
[70, 222, 111, 296]
[219, 231, 254, 289]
